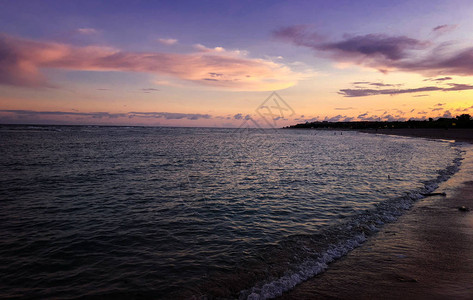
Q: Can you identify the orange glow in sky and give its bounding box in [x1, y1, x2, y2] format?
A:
[1, 1, 473, 127]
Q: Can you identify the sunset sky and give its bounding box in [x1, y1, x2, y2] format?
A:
[1, 0, 473, 127]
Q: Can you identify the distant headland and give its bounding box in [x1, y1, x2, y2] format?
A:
[285, 114, 473, 130]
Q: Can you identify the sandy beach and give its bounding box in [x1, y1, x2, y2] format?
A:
[280, 129, 473, 299]
[362, 128, 473, 143]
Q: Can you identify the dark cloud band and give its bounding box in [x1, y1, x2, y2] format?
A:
[0, 110, 212, 120]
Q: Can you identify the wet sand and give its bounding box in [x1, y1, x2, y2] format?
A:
[361, 128, 473, 143]
[280, 130, 473, 299]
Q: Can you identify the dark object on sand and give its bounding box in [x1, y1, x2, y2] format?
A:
[458, 206, 470, 212]
[421, 192, 446, 197]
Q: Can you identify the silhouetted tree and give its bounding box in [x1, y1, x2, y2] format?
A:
[456, 114, 471, 121]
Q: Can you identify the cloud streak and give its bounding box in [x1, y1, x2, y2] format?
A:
[76, 28, 98, 35]
[352, 81, 400, 87]
[338, 83, 473, 97]
[0, 110, 126, 119]
[423, 76, 452, 82]
[0, 110, 212, 120]
[158, 38, 178, 45]
[0, 34, 305, 91]
[432, 24, 457, 35]
[128, 112, 211, 120]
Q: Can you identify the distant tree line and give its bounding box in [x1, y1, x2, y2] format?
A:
[285, 114, 473, 129]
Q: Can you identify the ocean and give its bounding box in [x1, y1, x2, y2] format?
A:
[0, 125, 462, 299]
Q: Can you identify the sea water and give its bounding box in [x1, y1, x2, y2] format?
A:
[0, 126, 462, 299]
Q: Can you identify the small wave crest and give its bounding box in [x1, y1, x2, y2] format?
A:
[238, 147, 463, 300]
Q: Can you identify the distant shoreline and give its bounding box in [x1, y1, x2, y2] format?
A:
[359, 128, 473, 144]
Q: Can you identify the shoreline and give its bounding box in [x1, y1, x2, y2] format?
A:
[360, 128, 473, 143]
[280, 129, 473, 299]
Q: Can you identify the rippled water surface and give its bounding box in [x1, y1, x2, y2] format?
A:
[0, 125, 461, 298]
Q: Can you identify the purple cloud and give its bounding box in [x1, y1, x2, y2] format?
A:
[0, 110, 213, 121]
[320, 34, 425, 61]
[352, 81, 397, 87]
[76, 28, 98, 35]
[442, 110, 453, 118]
[324, 115, 344, 122]
[423, 76, 452, 82]
[321, 115, 355, 122]
[339, 83, 473, 97]
[456, 106, 473, 112]
[273, 25, 325, 47]
[274, 26, 428, 73]
[339, 86, 440, 97]
[141, 88, 160, 93]
[399, 47, 473, 76]
[0, 110, 126, 119]
[128, 112, 211, 120]
[275, 26, 473, 77]
[158, 38, 178, 45]
[432, 24, 457, 35]
[274, 26, 425, 60]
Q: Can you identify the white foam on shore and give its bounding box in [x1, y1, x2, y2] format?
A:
[240, 145, 463, 300]
[245, 234, 366, 300]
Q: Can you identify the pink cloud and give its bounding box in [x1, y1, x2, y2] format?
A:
[0, 34, 304, 91]
[76, 28, 98, 35]
[158, 38, 178, 45]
